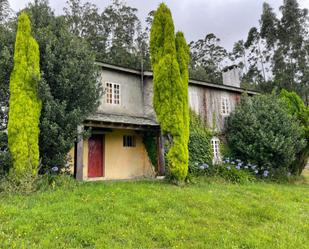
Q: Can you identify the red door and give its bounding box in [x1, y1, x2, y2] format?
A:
[88, 135, 104, 178]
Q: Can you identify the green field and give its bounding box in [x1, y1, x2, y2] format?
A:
[0, 172, 308, 249]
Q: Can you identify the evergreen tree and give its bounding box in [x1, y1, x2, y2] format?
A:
[260, 2, 278, 49]
[176, 31, 190, 146]
[64, 0, 145, 69]
[244, 27, 266, 83]
[150, 3, 190, 181]
[8, 12, 41, 179]
[0, 0, 10, 23]
[0, 0, 13, 131]
[25, 0, 101, 170]
[231, 40, 247, 73]
[245, 0, 309, 102]
[64, 0, 108, 60]
[189, 33, 227, 83]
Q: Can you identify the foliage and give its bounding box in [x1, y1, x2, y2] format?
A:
[0, 172, 77, 195]
[34, 173, 78, 192]
[280, 89, 309, 174]
[189, 33, 227, 83]
[0, 5, 14, 131]
[0, 178, 308, 248]
[0, 132, 11, 175]
[226, 94, 305, 174]
[143, 132, 157, 169]
[25, 1, 101, 171]
[7, 12, 41, 180]
[239, 0, 309, 103]
[64, 0, 149, 69]
[188, 111, 212, 175]
[150, 3, 190, 182]
[0, 0, 10, 23]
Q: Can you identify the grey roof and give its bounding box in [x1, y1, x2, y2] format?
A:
[188, 79, 257, 95]
[86, 113, 159, 127]
[95, 61, 258, 95]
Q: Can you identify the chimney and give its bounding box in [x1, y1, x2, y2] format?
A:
[222, 65, 241, 88]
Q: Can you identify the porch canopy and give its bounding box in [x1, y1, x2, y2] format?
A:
[84, 113, 160, 131]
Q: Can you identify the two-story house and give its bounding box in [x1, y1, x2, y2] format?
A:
[70, 63, 257, 181]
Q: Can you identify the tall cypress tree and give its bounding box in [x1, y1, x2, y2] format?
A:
[150, 4, 190, 182]
[176, 31, 190, 171]
[8, 12, 41, 179]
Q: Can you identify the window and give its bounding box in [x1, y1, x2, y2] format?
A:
[123, 135, 136, 147]
[106, 82, 120, 105]
[189, 91, 199, 114]
[211, 137, 220, 163]
[221, 96, 230, 116]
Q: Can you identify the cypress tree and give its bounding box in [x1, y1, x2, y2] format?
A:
[150, 3, 190, 181]
[8, 12, 41, 179]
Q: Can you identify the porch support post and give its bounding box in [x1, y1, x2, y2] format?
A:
[157, 131, 165, 175]
[76, 125, 84, 181]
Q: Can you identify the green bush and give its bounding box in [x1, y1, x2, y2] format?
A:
[188, 111, 213, 175]
[279, 90, 309, 175]
[196, 159, 255, 184]
[0, 132, 11, 175]
[0, 172, 77, 195]
[226, 94, 305, 175]
[215, 164, 255, 184]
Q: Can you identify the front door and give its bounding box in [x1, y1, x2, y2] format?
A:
[88, 135, 104, 178]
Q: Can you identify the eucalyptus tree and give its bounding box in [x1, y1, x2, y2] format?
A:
[189, 33, 227, 83]
[244, 0, 309, 102]
[64, 0, 108, 61]
[0, 0, 9, 23]
[231, 40, 247, 72]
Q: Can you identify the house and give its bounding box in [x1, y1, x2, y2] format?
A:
[69, 63, 257, 181]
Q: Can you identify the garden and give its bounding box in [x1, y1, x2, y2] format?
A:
[0, 173, 308, 248]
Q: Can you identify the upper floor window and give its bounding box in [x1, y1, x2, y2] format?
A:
[211, 137, 220, 163]
[106, 82, 120, 105]
[221, 96, 230, 116]
[189, 92, 199, 114]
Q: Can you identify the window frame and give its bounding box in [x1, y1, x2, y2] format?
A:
[105, 82, 121, 105]
[211, 137, 220, 163]
[123, 135, 136, 148]
[221, 96, 230, 116]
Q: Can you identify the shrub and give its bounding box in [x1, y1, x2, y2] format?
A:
[0, 132, 11, 175]
[196, 158, 255, 184]
[188, 110, 213, 175]
[0, 170, 38, 194]
[0, 171, 77, 195]
[279, 90, 309, 175]
[226, 94, 305, 175]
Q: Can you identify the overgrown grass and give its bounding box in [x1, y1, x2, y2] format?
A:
[0, 171, 308, 248]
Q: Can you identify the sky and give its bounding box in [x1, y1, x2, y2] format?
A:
[8, 0, 309, 51]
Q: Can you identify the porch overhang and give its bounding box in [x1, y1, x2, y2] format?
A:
[84, 113, 160, 131]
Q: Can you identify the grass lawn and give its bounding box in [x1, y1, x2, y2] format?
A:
[0, 172, 308, 249]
